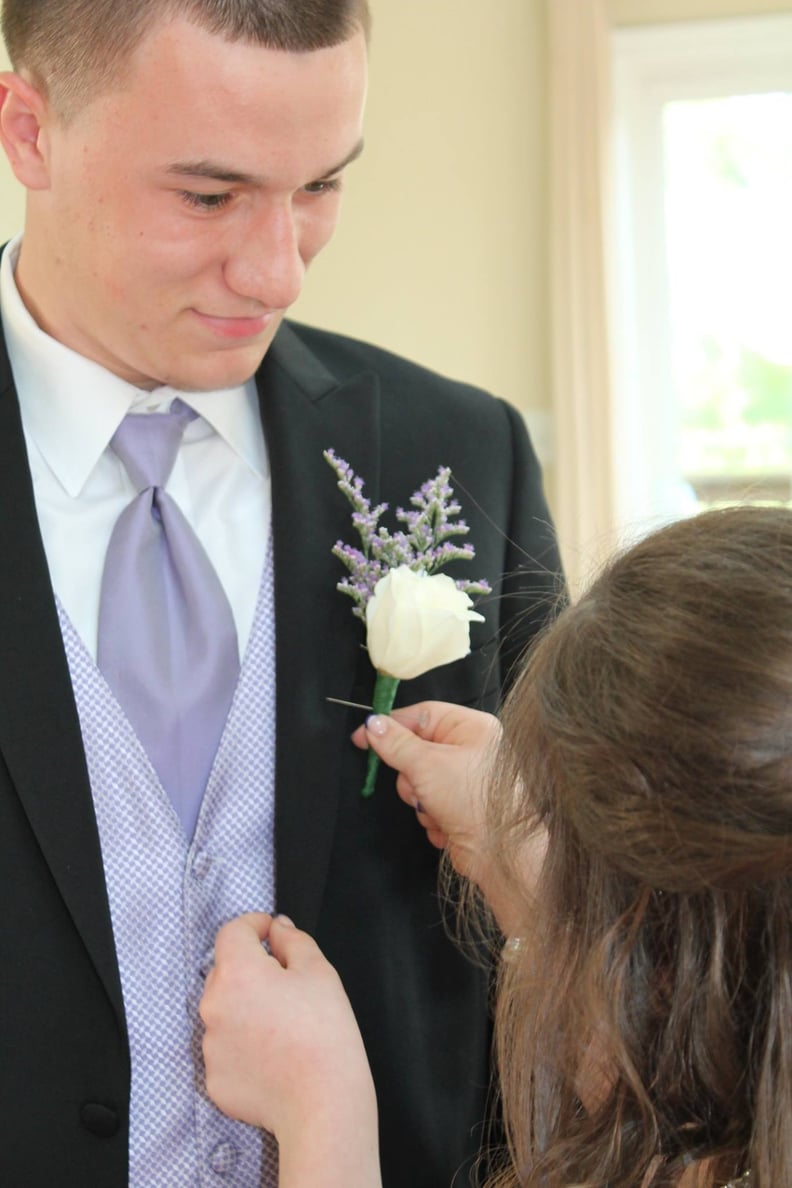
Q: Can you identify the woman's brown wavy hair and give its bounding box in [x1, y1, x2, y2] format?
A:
[487, 505, 792, 1187]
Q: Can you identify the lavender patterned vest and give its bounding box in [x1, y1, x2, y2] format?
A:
[57, 545, 279, 1187]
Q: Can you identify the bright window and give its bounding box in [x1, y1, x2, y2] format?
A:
[611, 15, 792, 536]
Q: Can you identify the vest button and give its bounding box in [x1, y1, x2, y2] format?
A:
[208, 1139, 239, 1175]
[80, 1102, 120, 1138]
[192, 850, 214, 881]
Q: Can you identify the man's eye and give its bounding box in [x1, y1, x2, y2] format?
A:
[181, 191, 233, 211]
[303, 177, 343, 196]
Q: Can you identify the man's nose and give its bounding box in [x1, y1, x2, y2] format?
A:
[223, 203, 305, 311]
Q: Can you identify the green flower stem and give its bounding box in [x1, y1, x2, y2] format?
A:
[361, 673, 400, 798]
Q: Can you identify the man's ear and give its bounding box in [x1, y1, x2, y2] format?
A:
[0, 71, 52, 190]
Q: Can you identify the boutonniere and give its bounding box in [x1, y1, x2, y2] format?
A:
[325, 450, 491, 797]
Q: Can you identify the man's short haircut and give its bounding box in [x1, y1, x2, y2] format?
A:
[1, 0, 371, 120]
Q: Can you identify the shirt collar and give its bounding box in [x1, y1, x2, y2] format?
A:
[0, 235, 268, 497]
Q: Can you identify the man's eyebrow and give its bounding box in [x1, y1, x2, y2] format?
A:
[165, 139, 365, 186]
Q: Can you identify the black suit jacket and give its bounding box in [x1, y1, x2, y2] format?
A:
[0, 314, 562, 1186]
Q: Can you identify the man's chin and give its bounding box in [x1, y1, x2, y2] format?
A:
[163, 338, 279, 393]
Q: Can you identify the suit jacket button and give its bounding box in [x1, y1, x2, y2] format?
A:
[80, 1102, 120, 1138]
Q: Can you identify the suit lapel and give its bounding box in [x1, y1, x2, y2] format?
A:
[0, 336, 124, 1023]
[258, 324, 381, 930]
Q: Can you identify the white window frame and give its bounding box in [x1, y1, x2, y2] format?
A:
[610, 13, 792, 539]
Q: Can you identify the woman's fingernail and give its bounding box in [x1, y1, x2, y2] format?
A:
[415, 800, 424, 814]
[366, 714, 388, 737]
[274, 914, 295, 928]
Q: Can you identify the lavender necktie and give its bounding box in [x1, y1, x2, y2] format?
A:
[97, 401, 239, 837]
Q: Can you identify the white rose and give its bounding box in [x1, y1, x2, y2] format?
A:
[365, 565, 485, 681]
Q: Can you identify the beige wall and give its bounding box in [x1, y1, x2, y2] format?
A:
[0, 43, 25, 241]
[0, 0, 790, 505]
[608, 0, 791, 24]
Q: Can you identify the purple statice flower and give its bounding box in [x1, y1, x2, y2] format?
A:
[324, 450, 492, 617]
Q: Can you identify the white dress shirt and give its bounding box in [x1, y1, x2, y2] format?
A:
[0, 235, 271, 660]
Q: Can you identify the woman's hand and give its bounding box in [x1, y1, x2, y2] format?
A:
[353, 700, 546, 945]
[352, 701, 504, 897]
[200, 913, 381, 1188]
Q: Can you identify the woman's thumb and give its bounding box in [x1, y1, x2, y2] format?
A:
[364, 713, 430, 781]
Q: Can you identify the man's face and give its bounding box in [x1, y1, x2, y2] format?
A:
[16, 18, 367, 391]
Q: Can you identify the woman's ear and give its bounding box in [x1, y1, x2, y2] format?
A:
[0, 71, 52, 190]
